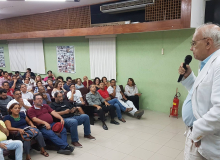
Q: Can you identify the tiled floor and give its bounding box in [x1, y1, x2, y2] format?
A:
[6, 110, 186, 160]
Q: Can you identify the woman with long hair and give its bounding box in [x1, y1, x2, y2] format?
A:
[51, 80, 67, 98]
[34, 75, 46, 87]
[101, 77, 110, 89]
[75, 78, 84, 89]
[93, 77, 101, 91]
[124, 78, 141, 110]
[4, 103, 49, 160]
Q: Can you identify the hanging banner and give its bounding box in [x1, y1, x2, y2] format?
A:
[56, 46, 75, 73]
[0, 47, 6, 68]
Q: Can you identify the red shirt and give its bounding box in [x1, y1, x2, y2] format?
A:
[27, 104, 54, 125]
[7, 88, 14, 97]
[98, 88, 110, 99]
[83, 80, 93, 88]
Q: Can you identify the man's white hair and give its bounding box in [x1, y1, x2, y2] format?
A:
[196, 23, 220, 49]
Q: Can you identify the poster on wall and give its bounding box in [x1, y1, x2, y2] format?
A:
[56, 46, 75, 73]
[0, 47, 6, 67]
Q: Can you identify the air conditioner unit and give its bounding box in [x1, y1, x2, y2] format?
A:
[100, 0, 155, 14]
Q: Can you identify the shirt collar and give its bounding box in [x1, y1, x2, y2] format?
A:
[34, 105, 41, 110]
[200, 51, 217, 70]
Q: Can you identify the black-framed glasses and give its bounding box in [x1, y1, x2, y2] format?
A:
[190, 38, 207, 47]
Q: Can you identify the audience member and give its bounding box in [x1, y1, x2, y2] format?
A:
[125, 78, 141, 110]
[0, 120, 23, 160]
[0, 89, 13, 116]
[107, 79, 144, 119]
[23, 77, 33, 92]
[2, 82, 14, 97]
[23, 68, 35, 79]
[98, 82, 133, 123]
[0, 69, 3, 78]
[24, 73, 35, 84]
[93, 77, 101, 91]
[0, 71, 11, 87]
[86, 84, 119, 130]
[75, 78, 84, 89]
[67, 84, 85, 105]
[34, 81, 47, 94]
[38, 86, 51, 104]
[47, 78, 54, 90]
[9, 75, 22, 89]
[4, 103, 48, 160]
[63, 77, 72, 92]
[27, 94, 74, 155]
[56, 76, 64, 84]
[51, 81, 67, 98]
[34, 75, 46, 87]
[83, 76, 93, 89]
[15, 71, 23, 79]
[20, 84, 33, 100]
[7, 89, 31, 113]
[50, 92, 95, 148]
[102, 77, 110, 89]
[44, 70, 56, 82]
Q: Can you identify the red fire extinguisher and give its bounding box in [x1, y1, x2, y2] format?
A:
[169, 88, 181, 118]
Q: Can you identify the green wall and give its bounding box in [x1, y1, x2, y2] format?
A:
[0, 29, 198, 114]
[116, 29, 198, 114]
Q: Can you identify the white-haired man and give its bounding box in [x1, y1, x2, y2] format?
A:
[179, 23, 220, 160]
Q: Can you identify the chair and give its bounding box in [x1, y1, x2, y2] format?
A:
[47, 89, 53, 98]
[78, 87, 89, 96]
[72, 79, 76, 84]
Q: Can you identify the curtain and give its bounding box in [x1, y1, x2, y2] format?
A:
[89, 37, 116, 80]
[8, 40, 45, 74]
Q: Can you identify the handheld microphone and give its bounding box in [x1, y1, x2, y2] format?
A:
[177, 55, 192, 82]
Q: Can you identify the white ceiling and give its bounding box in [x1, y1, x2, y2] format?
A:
[0, 0, 116, 19]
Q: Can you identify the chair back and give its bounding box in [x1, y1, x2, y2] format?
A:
[79, 87, 89, 96]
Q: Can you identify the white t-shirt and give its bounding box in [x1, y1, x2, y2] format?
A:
[22, 92, 33, 100]
[124, 85, 138, 96]
[67, 90, 82, 103]
[7, 99, 32, 112]
[107, 85, 123, 100]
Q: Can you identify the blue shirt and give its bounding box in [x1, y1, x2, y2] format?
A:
[3, 112, 28, 129]
[63, 83, 71, 92]
[182, 53, 214, 127]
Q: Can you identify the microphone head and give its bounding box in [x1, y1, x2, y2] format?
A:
[184, 55, 192, 64]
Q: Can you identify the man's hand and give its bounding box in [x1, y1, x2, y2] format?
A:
[104, 101, 110, 106]
[70, 108, 77, 113]
[178, 63, 192, 79]
[44, 122, 51, 130]
[97, 106, 102, 110]
[81, 101, 85, 105]
[14, 79, 17, 83]
[18, 98, 25, 107]
[0, 143, 7, 150]
[113, 86, 116, 90]
[19, 129, 25, 135]
[123, 96, 127, 100]
[65, 109, 70, 114]
[71, 88, 75, 93]
[135, 93, 142, 96]
[60, 118, 64, 125]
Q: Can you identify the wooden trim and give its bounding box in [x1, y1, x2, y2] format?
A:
[0, 19, 183, 40]
[0, 0, 191, 40]
[181, 0, 191, 28]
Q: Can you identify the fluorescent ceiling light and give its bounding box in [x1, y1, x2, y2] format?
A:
[0, 0, 7, 1]
[25, 0, 66, 1]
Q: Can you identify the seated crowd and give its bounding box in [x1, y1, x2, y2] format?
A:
[0, 68, 144, 160]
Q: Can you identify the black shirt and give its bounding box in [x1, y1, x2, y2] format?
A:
[50, 101, 75, 118]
